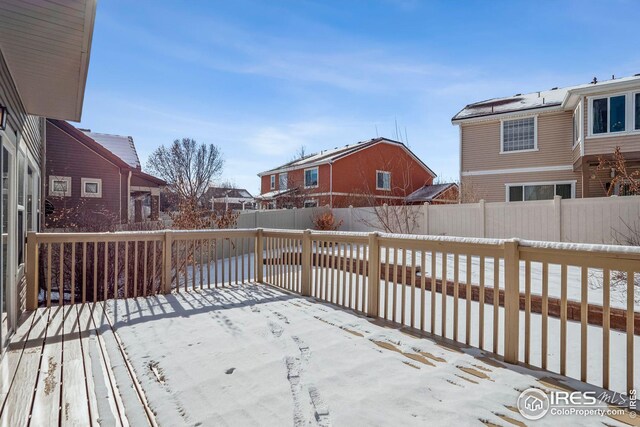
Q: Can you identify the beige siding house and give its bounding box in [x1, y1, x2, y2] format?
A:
[453, 74, 640, 202]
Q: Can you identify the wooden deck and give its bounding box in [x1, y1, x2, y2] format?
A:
[0, 303, 155, 427]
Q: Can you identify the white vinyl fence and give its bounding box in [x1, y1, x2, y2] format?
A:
[238, 195, 640, 244]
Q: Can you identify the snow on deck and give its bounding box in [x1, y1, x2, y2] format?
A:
[106, 285, 630, 426]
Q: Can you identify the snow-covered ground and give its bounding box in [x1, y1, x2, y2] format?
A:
[106, 285, 633, 426]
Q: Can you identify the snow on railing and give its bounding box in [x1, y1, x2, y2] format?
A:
[26, 228, 639, 395]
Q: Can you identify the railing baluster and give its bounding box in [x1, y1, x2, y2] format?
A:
[329, 241, 335, 303]
[47, 243, 52, 307]
[93, 241, 98, 303]
[142, 240, 148, 296]
[581, 265, 588, 382]
[114, 241, 118, 299]
[541, 262, 548, 369]
[103, 242, 108, 301]
[441, 252, 447, 337]
[214, 239, 219, 288]
[59, 243, 64, 306]
[234, 238, 239, 285]
[207, 239, 212, 288]
[323, 242, 329, 300]
[348, 243, 354, 308]
[340, 242, 346, 306]
[401, 248, 407, 325]
[453, 253, 459, 342]
[384, 246, 390, 319]
[124, 241, 129, 298]
[493, 256, 499, 353]
[199, 239, 204, 289]
[242, 238, 246, 284]
[227, 239, 232, 286]
[479, 255, 485, 349]
[466, 255, 471, 346]
[152, 240, 157, 294]
[602, 268, 610, 389]
[410, 250, 416, 329]
[525, 260, 531, 364]
[134, 241, 140, 296]
[392, 248, 398, 322]
[71, 243, 76, 305]
[82, 241, 87, 304]
[626, 270, 634, 395]
[421, 250, 426, 331]
[430, 250, 436, 334]
[560, 264, 567, 375]
[354, 244, 360, 310]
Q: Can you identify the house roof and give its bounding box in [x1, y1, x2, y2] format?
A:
[206, 187, 254, 199]
[452, 74, 640, 122]
[0, 0, 96, 121]
[258, 137, 436, 178]
[48, 119, 166, 186]
[255, 188, 295, 200]
[405, 183, 458, 203]
[81, 131, 141, 169]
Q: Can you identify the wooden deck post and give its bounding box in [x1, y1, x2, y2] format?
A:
[301, 230, 311, 296]
[367, 232, 380, 318]
[26, 232, 39, 311]
[162, 230, 173, 294]
[256, 228, 264, 283]
[503, 239, 520, 364]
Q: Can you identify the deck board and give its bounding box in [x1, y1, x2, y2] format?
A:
[31, 305, 64, 426]
[0, 308, 48, 427]
[61, 305, 91, 426]
[0, 303, 153, 427]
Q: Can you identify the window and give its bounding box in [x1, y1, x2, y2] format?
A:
[81, 178, 102, 198]
[279, 172, 288, 190]
[304, 167, 318, 188]
[270, 175, 275, 190]
[376, 171, 391, 190]
[49, 176, 71, 197]
[501, 117, 536, 152]
[507, 182, 574, 202]
[304, 199, 318, 208]
[573, 102, 582, 147]
[591, 94, 627, 134]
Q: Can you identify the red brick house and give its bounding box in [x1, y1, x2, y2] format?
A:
[45, 119, 166, 228]
[257, 137, 436, 209]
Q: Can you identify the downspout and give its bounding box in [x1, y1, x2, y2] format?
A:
[329, 161, 333, 208]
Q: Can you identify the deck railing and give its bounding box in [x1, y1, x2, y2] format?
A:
[26, 228, 639, 395]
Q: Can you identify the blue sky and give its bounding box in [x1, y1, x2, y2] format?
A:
[78, 0, 640, 194]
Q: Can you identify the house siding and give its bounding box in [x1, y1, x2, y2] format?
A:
[45, 120, 125, 226]
[462, 170, 582, 203]
[0, 49, 42, 164]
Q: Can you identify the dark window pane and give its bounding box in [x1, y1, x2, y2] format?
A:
[555, 184, 572, 199]
[610, 95, 626, 132]
[592, 98, 608, 134]
[524, 185, 554, 201]
[636, 93, 640, 130]
[508, 186, 523, 202]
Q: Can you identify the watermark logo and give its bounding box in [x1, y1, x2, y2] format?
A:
[517, 388, 550, 420]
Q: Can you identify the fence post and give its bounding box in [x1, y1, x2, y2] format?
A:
[162, 230, 173, 294]
[553, 195, 562, 241]
[503, 238, 520, 364]
[26, 232, 39, 311]
[301, 229, 311, 296]
[256, 228, 264, 283]
[348, 205, 353, 231]
[367, 232, 380, 318]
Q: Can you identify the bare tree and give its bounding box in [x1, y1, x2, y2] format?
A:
[146, 138, 224, 204]
[292, 145, 307, 161]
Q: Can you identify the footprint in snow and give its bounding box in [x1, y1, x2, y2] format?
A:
[225, 368, 236, 374]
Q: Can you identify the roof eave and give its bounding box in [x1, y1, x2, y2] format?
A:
[451, 104, 563, 124]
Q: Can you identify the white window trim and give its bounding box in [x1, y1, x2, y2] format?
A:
[572, 101, 583, 149]
[270, 175, 275, 190]
[49, 175, 71, 197]
[504, 180, 576, 202]
[303, 199, 318, 208]
[586, 91, 640, 138]
[279, 172, 288, 190]
[499, 115, 538, 154]
[375, 170, 391, 191]
[304, 167, 319, 189]
[81, 177, 102, 198]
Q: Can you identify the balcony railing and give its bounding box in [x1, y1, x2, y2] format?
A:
[25, 228, 639, 395]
